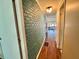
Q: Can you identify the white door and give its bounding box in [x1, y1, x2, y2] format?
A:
[0, 0, 21, 59]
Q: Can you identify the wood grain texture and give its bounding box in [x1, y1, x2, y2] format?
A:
[38, 38, 61, 59]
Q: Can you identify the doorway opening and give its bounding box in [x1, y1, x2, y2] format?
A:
[22, 0, 66, 59]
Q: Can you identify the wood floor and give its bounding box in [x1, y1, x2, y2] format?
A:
[38, 38, 61, 59]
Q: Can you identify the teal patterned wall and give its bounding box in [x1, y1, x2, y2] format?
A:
[22, 0, 45, 59]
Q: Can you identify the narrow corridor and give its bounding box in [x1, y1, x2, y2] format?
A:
[0, 0, 79, 59]
[38, 30, 61, 59]
[38, 38, 61, 59]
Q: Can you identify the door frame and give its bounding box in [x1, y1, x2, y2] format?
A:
[12, 0, 28, 59]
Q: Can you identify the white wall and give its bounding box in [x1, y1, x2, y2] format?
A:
[62, 0, 79, 59]
[46, 15, 56, 27]
[56, 0, 65, 48]
[0, 0, 21, 59]
[56, 10, 60, 48]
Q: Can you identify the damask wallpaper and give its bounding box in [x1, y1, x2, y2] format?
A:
[22, 0, 45, 59]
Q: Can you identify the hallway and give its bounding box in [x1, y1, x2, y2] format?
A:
[38, 29, 61, 59]
[38, 37, 61, 59]
[0, 0, 79, 59]
[22, 0, 62, 59]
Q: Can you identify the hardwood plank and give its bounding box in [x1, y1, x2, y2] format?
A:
[38, 39, 61, 59]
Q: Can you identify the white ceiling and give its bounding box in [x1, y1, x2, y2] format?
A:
[36, 0, 61, 12]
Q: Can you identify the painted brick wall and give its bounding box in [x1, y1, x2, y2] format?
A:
[22, 0, 45, 59]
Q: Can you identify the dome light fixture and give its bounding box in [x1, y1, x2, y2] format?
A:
[46, 6, 52, 13]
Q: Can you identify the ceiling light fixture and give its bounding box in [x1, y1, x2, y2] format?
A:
[46, 6, 52, 13]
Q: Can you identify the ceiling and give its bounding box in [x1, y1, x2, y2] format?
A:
[36, 0, 61, 13]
